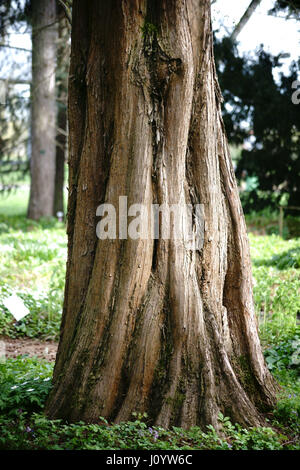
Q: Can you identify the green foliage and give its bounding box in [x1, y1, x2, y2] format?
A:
[269, 368, 300, 444]
[245, 208, 279, 226]
[0, 410, 292, 450]
[0, 357, 53, 416]
[245, 208, 281, 233]
[215, 414, 284, 450]
[268, 248, 300, 270]
[264, 330, 300, 371]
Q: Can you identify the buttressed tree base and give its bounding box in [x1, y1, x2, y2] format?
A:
[46, 0, 278, 430]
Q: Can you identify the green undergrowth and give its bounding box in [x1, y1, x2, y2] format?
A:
[0, 359, 297, 450]
[0, 357, 298, 450]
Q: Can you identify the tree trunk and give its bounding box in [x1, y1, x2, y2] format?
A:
[53, 104, 66, 216]
[27, 0, 57, 220]
[54, 16, 69, 217]
[46, 0, 278, 430]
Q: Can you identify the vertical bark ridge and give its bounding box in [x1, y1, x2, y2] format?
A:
[51, 0, 90, 376]
[217, 117, 278, 407]
[54, 1, 124, 377]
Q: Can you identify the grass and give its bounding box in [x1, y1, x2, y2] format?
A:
[0, 186, 29, 216]
[0, 186, 66, 340]
[0, 191, 299, 450]
[249, 233, 300, 343]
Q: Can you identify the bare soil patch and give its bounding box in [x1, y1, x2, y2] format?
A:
[0, 335, 58, 361]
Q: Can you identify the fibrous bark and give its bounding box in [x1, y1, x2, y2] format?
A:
[28, 0, 57, 220]
[46, 0, 278, 430]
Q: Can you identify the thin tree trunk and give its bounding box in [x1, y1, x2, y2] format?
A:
[53, 106, 66, 216]
[46, 0, 278, 430]
[231, 0, 262, 41]
[27, 0, 57, 220]
[54, 17, 69, 216]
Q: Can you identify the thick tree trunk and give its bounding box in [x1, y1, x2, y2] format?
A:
[46, 0, 278, 430]
[28, 0, 57, 220]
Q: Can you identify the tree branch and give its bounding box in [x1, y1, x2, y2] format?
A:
[57, 0, 72, 25]
[231, 0, 262, 41]
[0, 43, 31, 52]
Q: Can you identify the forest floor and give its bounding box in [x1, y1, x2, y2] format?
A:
[0, 335, 57, 361]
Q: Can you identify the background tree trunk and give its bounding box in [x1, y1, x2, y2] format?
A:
[54, 15, 69, 217]
[27, 0, 57, 220]
[53, 104, 66, 216]
[46, 0, 278, 430]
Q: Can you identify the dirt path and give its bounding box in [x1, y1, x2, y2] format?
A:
[0, 335, 58, 362]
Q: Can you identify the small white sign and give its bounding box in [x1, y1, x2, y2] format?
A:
[3, 294, 29, 321]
